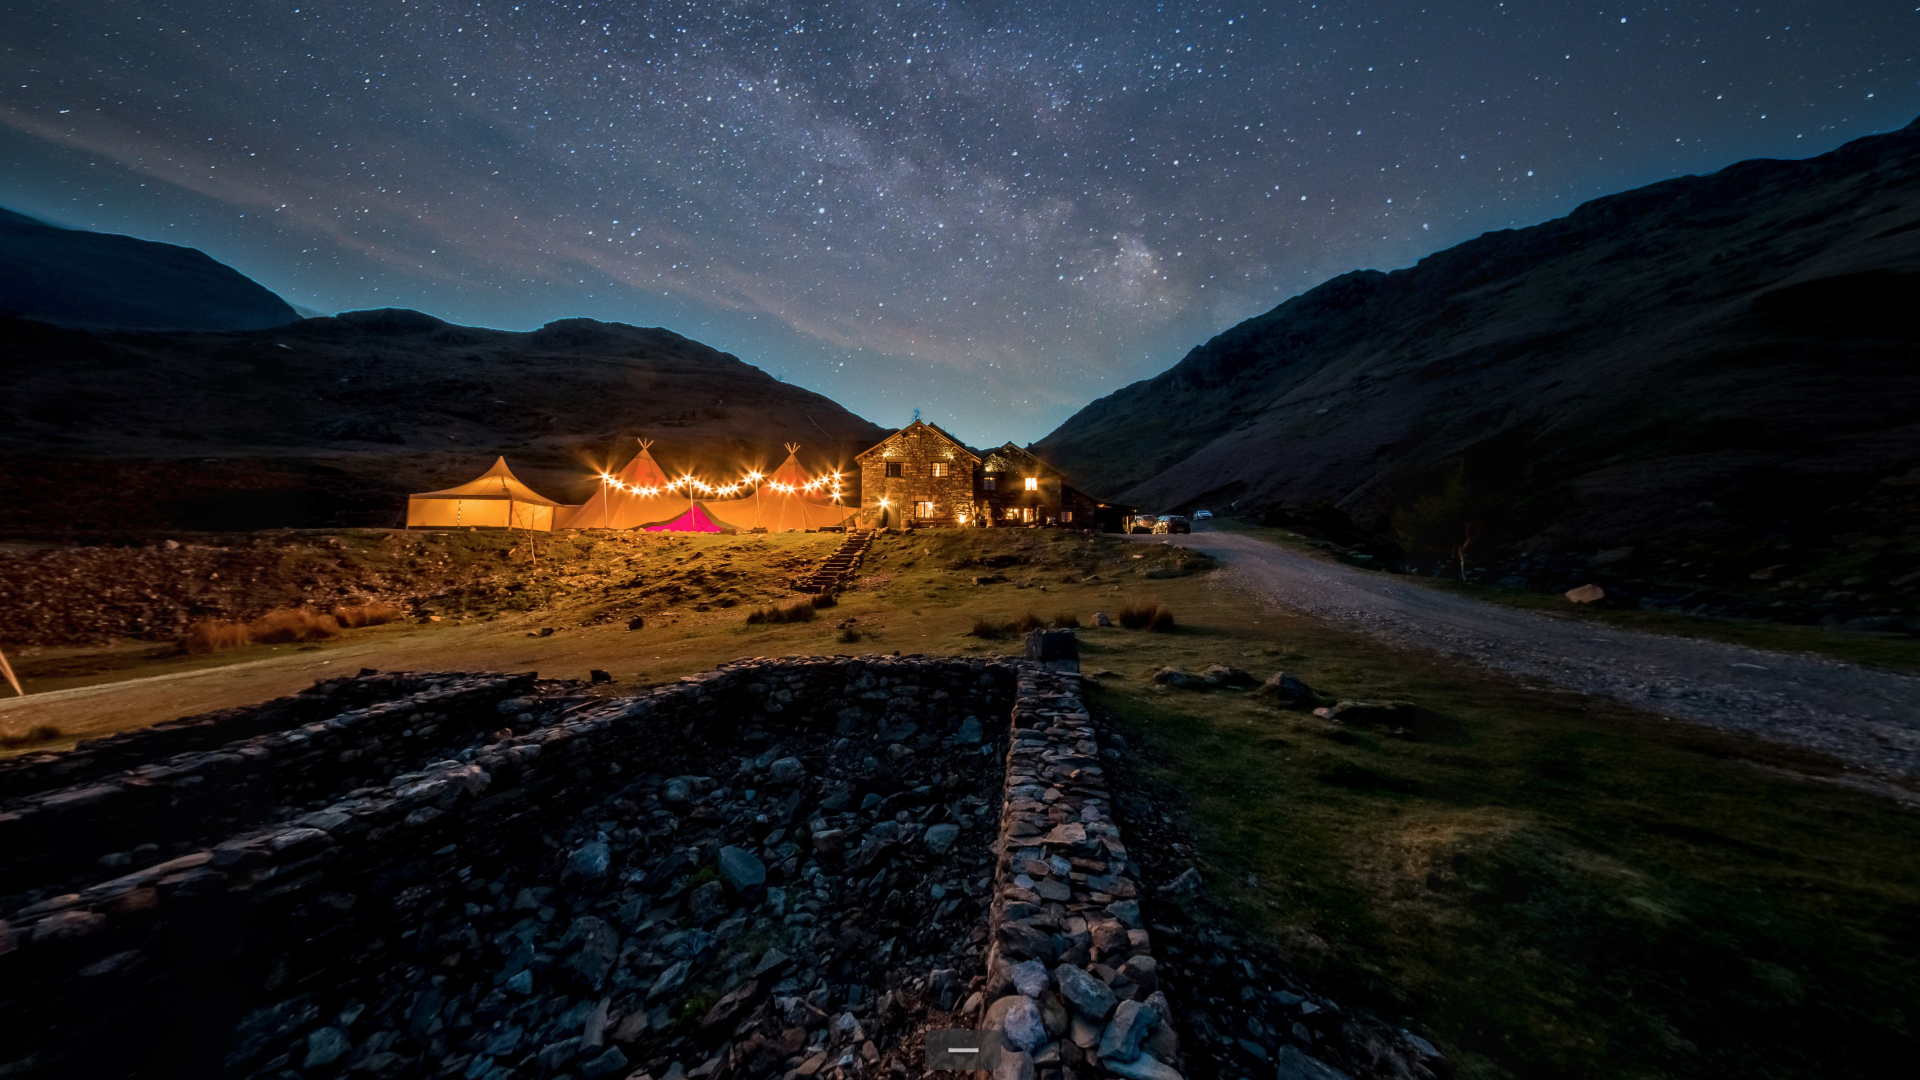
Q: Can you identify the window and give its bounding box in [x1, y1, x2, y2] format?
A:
[1062, 511, 1073, 523]
[1020, 506, 1036, 522]
[914, 501, 936, 519]
[1024, 477, 1039, 491]
[931, 462, 949, 478]
[982, 475, 996, 491]
[885, 461, 903, 478]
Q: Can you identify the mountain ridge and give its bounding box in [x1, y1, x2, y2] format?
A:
[0, 308, 888, 532]
[0, 207, 300, 332]
[1033, 118, 1920, 588]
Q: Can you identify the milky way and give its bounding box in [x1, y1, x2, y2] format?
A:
[3, 1, 1916, 442]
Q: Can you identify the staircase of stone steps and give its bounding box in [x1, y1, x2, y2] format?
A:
[793, 528, 874, 593]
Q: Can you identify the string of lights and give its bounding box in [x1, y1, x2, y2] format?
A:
[594, 469, 846, 503]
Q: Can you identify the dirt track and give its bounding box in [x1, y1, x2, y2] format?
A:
[1167, 530, 1920, 787]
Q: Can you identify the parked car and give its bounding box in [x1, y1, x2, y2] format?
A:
[1152, 515, 1191, 535]
[1192, 510, 1213, 520]
[1129, 515, 1157, 534]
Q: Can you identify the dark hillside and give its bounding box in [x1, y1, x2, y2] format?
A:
[0, 207, 299, 332]
[0, 310, 887, 532]
[1035, 118, 1920, 607]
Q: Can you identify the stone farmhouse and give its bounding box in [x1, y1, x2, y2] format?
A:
[852, 420, 1129, 530]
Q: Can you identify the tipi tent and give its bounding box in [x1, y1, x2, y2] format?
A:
[644, 504, 736, 534]
[555, 440, 691, 530]
[406, 457, 572, 531]
[703, 444, 857, 532]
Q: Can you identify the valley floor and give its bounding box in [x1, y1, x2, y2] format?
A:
[2, 526, 1916, 1079]
[1167, 527, 1920, 798]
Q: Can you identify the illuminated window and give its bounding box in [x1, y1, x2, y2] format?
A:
[931, 462, 949, 478]
[1062, 511, 1073, 523]
[1021, 506, 1036, 522]
[914, 501, 936, 519]
[885, 462, 903, 478]
[1024, 477, 1038, 491]
[982, 475, 996, 491]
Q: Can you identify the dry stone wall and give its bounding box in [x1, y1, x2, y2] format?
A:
[0, 672, 585, 904]
[0, 657, 1018, 1079]
[0, 656, 1229, 1080]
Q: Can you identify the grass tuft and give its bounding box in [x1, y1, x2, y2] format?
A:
[1053, 612, 1082, 629]
[1148, 606, 1177, 633]
[331, 602, 404, 629]
[811, 591, 840, 609]
[183, 619, 252, 654]
[837, 626, 861, 644]
[248, 607, 343, 644]
[746, 600, 819, 625]
[0, 724, 63, 750]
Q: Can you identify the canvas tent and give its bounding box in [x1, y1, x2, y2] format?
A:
[406, 457, 572, 531]
[555, 440, 692, 530]
[644, 504, 735, 533]
[701, 445, 857, 532]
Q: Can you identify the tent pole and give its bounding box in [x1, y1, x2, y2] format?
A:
[0, 645, 22, 697]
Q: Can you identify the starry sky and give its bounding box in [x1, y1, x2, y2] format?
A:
[3, 2, 1917, 445]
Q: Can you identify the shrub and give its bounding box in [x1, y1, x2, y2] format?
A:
[812, 591, 840, 609]
[1117, 604, 1153, 630]
[248, 607, 343, 644]
[1148, 606, 1177, 633]
[1011, 612, 1044, 634]
[0, 724, 63, 750]
[184, 619, 253, 654]
[838, 626, 861, 644]
[746, 600, 820, 625]
[332, 602, 403, 628]
[970, 617, 1004, 639]
[1052, 612, 1081, 629]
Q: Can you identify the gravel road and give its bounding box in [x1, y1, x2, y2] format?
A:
[1160, 530, 1920, 787]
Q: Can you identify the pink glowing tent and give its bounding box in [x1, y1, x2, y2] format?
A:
[643, 503, 734, 533]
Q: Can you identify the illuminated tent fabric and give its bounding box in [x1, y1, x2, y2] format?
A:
[555, 440, 688, 529]
[644, 503, 735, 534]
[406, 457, 571, 531]
[699, 446, 857, 532]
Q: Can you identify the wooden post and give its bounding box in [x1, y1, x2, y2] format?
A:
[0, 645, 22, 697]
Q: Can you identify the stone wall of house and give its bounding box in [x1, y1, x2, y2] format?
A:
[858, 424, 979, 527]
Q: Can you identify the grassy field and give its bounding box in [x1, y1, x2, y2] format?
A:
[4, 526, 1916, 1078]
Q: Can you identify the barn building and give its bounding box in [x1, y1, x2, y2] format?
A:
[853, 421, 1129, 530]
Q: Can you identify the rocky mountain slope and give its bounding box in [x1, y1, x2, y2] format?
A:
[0, 207, 299, 332]
[0, 309, 887, 532]
[1034, 118, 1920, 593]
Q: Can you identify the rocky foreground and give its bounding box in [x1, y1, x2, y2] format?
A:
[0, 653, 1444, 1080]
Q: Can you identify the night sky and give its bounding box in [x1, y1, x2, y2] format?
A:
[3, 2, 1916, 445]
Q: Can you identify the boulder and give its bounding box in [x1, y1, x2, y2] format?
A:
[1200, 664, 1255, 687]
[564, 841, 611, 881]
[1252, 672, 1316, 707]
[923, 823, 961, 857]
[560, 916, 621, 990]
[1104, 1051, 1185, 1080]
[1274, 1045, 1354, 1080]
[716, 846, 768, 899]
[1008, 959, 1050, 997]
[1098, 999, 1158, 1063]
[1150, 667, 1194, 688]
[1565, 583, 1606, 603]
[1163, 867, 1201, 897]
[1053, 963, 1116, 1020]
[767, 757, 806, 784]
